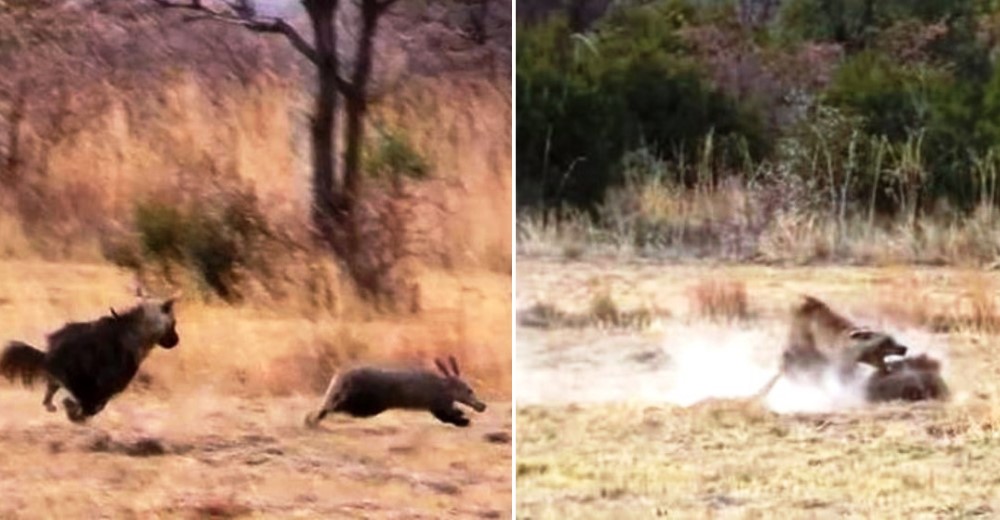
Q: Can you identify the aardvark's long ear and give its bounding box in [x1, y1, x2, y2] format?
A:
[448, 355, 461, 377]
[434, 358, 451, 377]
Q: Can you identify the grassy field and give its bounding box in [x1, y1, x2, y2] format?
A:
[516, 257, 1000, 519]
[0, 260, 512, 519]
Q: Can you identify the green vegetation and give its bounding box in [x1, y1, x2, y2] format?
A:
[364, 126, 431, 180]
[518, 0, 1000, 243]
[121, 191, 273, 301]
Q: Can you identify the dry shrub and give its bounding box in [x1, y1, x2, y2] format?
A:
[687, 280, 751, 321]
[589, 291, 657, 329]
[520, 299, 660, 330]
[756, 212, 836, 264]
[589, 290, 621, 326]
[516, 210, 594, 258]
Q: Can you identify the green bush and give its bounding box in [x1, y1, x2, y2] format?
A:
[518, 0, 1000, 219]
[822, 50, 989, 211]
[135, 202, 187, 262]
[128, 191, 271, 301]
[517, 4, 769, 211]
[364, 127, 430, 180]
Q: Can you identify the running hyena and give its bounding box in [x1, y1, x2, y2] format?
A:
[0, 291, 180, 423]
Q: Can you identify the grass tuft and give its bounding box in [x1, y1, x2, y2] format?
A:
[688, 280, 751, 322]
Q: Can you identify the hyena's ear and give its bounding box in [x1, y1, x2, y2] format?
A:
[448, 355, 461, 377]
[134, 281, 148, 301]
[109, 307, 120, 319]
[434, 358, 451, 377]
[161, 298, 176, 314]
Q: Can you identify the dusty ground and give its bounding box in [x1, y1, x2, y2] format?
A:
[0, 391, 511, 519]
[0, 260, 512, 519]
[516, 257, 1000, 519]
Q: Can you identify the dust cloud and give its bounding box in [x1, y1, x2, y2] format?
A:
[516, 320, 948, 413]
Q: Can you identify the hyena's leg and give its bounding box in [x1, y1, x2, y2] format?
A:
[62, 397, 86, 423]
[431, 406, 469, 427]
[42, 378, 60, 412]
[63, 397, 106, 423]
[82, 399, 107, 418]
[752, 371, 781, 402]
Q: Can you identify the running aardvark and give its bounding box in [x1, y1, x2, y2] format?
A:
[305, 356, 487, 428]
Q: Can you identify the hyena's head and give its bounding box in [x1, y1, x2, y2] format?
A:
[435, 356, 487, 413]
[122, 292, 179, 349]
[849, 329, 907, 371]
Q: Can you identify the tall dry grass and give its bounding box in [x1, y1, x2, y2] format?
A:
[1, 72, 512, 397]
[519, 174, 1000, 268]
[8, 72, 511, 273]
[687, 280, 752, 322]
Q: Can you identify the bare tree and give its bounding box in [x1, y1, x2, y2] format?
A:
[152, 0, 400, 299]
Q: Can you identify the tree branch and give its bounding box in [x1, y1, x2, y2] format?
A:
[151, 0, 319, 64]
[336, 75, 360, 101]
[375, 0, 398, 14]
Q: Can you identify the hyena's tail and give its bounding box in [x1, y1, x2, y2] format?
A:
[0, 341, 47, 387]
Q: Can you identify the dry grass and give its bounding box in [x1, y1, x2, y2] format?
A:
[518, 401, 998, 519]
[687, 280, 751, 322]
[0, 390, 512, 519]
[9, 73, 511, 274]
[518, 179, 1000, 267]
[516, 257, 1000, 518]
[0, 257, 511, 518]
[0, 260, 511, 399]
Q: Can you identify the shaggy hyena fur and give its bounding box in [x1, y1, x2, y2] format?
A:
[0, 296, 180, 423]
[305, 356, 487, 428]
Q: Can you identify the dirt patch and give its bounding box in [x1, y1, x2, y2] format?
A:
[517, 289, 950, 414]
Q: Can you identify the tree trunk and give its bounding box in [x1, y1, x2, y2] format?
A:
[337, 0, 383, 297]
[305, 0, 341, 243]
[342, 0, 380, 218]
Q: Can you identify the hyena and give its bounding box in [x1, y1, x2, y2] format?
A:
[0, 292, 180, 423]
[305, 356, 487, 428]
[755, 295, 907, 400]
